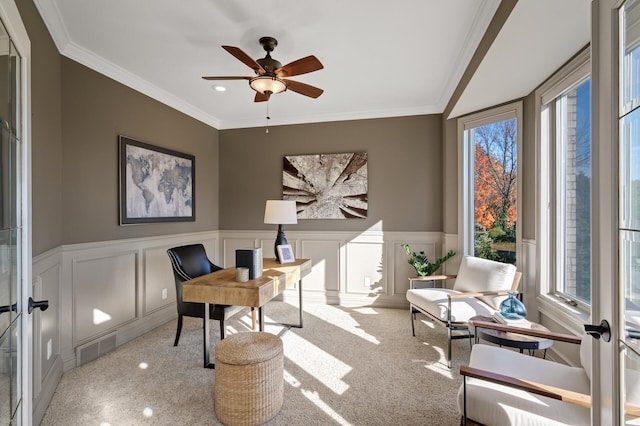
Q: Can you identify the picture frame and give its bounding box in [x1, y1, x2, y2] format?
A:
[119, 135, 195, 224]
[283, 152, 368, 219]
[276, 244, 295, 263]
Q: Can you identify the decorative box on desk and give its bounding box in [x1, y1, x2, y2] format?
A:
[236, 248, 263, 279]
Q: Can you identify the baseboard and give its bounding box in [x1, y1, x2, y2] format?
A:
[116, 307, 177, 348]
[278, 288, 409, 309]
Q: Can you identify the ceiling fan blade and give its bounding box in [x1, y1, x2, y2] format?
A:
[254, 92, 270, 102]
[284, 79, 324, 99]
[201, 76, 251, 80]
[276, 55, 323, 77]
[222, 45, 265, 74]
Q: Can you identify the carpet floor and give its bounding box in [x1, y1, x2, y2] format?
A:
[41, 302, 471, 425]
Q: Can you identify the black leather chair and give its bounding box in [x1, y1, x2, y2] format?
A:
[167, 244, 242, 346]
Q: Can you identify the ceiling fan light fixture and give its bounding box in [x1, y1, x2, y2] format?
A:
[249, 76, 286, 95]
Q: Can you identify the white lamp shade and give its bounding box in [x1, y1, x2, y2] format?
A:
[264, 200, 298, 224]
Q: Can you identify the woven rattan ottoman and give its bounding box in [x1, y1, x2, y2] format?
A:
[214, 332, 284, 426]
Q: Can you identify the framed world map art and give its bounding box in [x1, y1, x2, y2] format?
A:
[119, 136, 195, 224]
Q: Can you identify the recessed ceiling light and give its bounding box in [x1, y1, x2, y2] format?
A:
[213, 85, 226, 92]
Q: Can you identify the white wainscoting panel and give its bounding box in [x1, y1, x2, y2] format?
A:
[143, 246, 177, 314]
[444, 233, 461, 275]
[346, 241, 384, 295]
[301, 239, 341, 294]
[223, 237, 259, 268]
[521, 238, 537, 314]
[73, 251, 138, 344]
[36, 264, 60, 387]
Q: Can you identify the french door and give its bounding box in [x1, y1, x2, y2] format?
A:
[0, 1, 30, 425]
[620, 0, 640, 424]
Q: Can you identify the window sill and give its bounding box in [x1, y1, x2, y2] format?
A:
[537, 293, 589, 336]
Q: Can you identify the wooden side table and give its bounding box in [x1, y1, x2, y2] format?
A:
[408, 274, 456, 289]
[470, 315, 554, 358]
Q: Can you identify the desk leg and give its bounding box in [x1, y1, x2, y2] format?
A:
[294, 278, 303, 328]
[203, 303, 214, 369]
[257, 278, 304, 330]
[258, 306, 264, 331]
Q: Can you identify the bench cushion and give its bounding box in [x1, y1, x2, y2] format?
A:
[407, 288, 496, 323]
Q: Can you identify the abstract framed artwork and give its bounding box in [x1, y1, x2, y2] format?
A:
[119, 135, 195, 224]
[283, 152, 368, 219]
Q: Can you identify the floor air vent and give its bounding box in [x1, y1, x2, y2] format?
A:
[76, 333, 117, 366]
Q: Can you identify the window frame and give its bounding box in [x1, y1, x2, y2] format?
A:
[457, 101, 523, 267]
[536, 47, 592, 326]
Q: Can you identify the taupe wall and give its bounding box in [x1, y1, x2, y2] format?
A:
[442, 117, 458, 235]
[218, 115, 443, 232]
[60, 59, 220, 245]
[521, 91, 536, 240]
[21, 0, 221, 254]
[19, 0, 64, 255]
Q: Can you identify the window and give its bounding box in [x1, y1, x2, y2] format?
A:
[459, 102, 522, 266]
[538, 49, 591, 306]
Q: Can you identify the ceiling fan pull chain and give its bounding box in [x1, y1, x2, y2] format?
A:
[266, 101, 270, 133]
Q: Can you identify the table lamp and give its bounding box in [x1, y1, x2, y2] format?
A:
[264, 200, 297, 262]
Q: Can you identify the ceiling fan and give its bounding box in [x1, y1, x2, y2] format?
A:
[202, 36, 324, 102]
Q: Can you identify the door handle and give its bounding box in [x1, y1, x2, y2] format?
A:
[28, 297, 49, 314]
[584, 319, 611, 342]
[0, 303, 17, 314]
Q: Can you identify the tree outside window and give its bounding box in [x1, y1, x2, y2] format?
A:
[473, 119, 517, 264]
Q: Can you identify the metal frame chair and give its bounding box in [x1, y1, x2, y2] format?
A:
[406, 256, 521, 367]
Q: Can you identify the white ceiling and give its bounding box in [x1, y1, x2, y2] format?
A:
[34, 0, 590, 130]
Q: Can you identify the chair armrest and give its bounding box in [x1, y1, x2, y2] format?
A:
[470, 320, 582, 344]
[409, 275, 456, 289]
[460, 365, 591, 408]
[409, 274, 456, 282]
[627, 403, 640, 418]
[447, 289, 511, 299]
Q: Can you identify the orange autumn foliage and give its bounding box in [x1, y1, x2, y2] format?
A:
[474, 146, 516, 230]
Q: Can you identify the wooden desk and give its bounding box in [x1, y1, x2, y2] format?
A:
[183, 258, 312, 368]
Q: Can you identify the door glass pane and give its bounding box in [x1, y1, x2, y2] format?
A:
[9, 133, 17, 229]
[0, 127, 12, 230]
[622, 0, 640, 115]
[9, 318, 17, 421]
[0, 326, 9, 422]
[0, 229, 16, 325]
[0, 23, 8, 132]
[9, 40, 19, 139]
[622, 107, 640, 231]
[623, 345, 640, 424]
[471, 118, 517, 264]
[0, 318, 17, 423]
[622, 231, 640, 343]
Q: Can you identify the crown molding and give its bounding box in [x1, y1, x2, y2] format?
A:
[217, 104, 443, 130]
